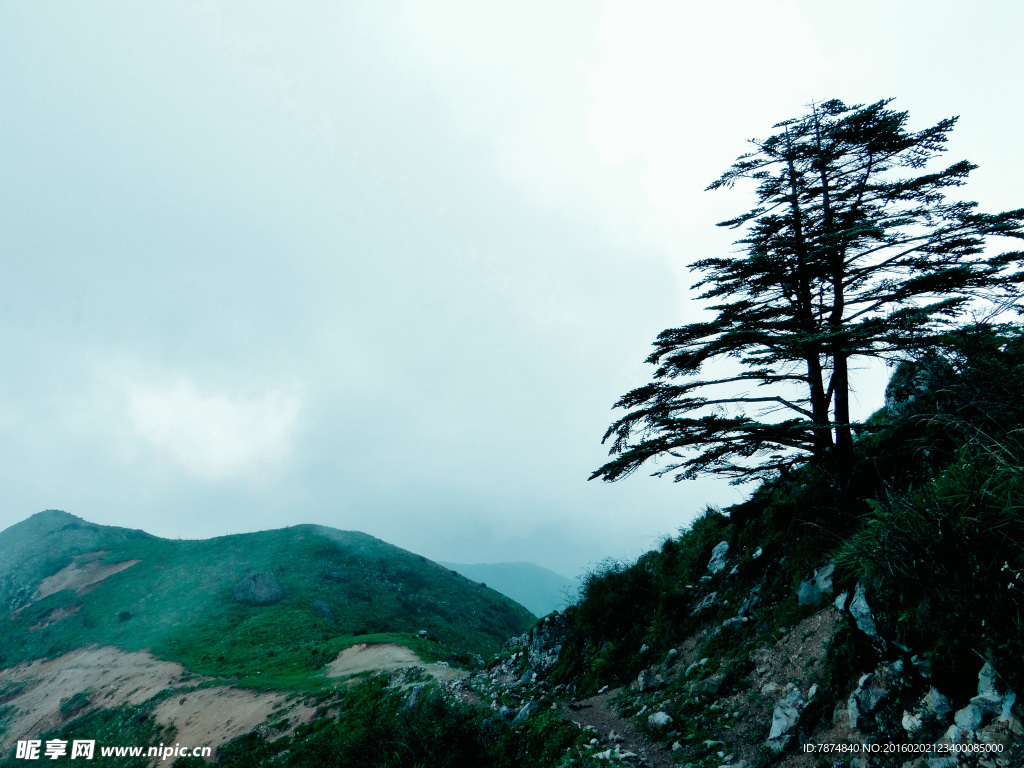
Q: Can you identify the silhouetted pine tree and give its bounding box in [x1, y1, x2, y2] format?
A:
[593, 99, 1024, 485]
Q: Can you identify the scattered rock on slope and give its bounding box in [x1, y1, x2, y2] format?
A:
[233, 572, 284, 605]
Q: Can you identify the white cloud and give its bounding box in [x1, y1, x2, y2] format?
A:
[125, 380, 301, 481]
[587, 0, 826, 218]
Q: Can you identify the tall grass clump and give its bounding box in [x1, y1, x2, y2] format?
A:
[837, 430, 1024, 698]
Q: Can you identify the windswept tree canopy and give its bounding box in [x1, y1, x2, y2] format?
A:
[592, 98, 1024, 484]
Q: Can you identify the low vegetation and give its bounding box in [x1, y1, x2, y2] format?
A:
[0, 520, 533, 690]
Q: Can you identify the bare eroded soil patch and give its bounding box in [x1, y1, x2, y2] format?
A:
[0, 647, 316, 758]
[36, 551, 140, 600]
[325, 643, 465, 682]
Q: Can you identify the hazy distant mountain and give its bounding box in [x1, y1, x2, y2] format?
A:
[0, 510, 534, 685]
[438, 561, 580, 616]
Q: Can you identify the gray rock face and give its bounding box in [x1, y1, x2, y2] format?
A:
[922, 686, 952, 719]
[849, 583, 880, 641]
[797, 563, 835, 606]
[512, 701, 537, 724]
[885, 362, 934, 419]
[233, 573, 284, 605]
[848, 672, 889, 729]
[947, 661, 1018, 738]
[636, 668, 663, 692]
[707, 541, 730, 574]
[526, 613, 569, 674]
[688, 673, 724, 696]
[691, 591, 719, 617]
[767, 688, 804, 751]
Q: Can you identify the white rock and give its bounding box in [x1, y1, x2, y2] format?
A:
[797, 563, 836, 606]
[923, 686, 952, 718]
[648, 711, 673, 730]
[708, 541, 730, 574]
[685, 658, 709, 676]
[849, 583, 880, 641]
[1001, 691, 1016, 721]
[512, 701, 538, 724]
[902, 710, 923, 733]
[978, 661, 999, 697]
[953, 703, 983, 731]
[768, 689, 804, 740]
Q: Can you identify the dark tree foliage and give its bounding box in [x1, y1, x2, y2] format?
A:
[592, 98, 1024, 484]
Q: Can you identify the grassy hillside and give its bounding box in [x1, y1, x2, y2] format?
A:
[0, 513, 534, 689]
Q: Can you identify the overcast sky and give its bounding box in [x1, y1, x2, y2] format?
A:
[1, 1, 1021, 578]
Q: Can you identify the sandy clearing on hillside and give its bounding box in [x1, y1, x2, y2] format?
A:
[35, 552, 140, 600]
[0, 646, 188, 751]
[152, 688, 317, 754]
[325, 643, 465, 682]
[0, 647, 317, 759]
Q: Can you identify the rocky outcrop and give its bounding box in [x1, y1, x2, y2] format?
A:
[707, 542, 729, 575]
[526, 612, 569, 675]
[766, 686, 805, 751]
[233, 573, 284, 605]
[847, 582, 883, 645]
[797, 563, 834, 606]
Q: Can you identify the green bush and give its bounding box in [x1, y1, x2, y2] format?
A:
[838, 432, 1024, 697]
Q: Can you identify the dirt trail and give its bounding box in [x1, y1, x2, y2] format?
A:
[565, 688, 676, 768]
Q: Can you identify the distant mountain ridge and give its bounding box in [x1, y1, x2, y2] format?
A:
[438, 561, 580, 617]
[0, 510, 534, 687]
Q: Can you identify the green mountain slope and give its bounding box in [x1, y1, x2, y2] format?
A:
[0, 511, 534, 688]
[439, 561, 580, 616]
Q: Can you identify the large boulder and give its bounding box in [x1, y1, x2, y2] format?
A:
[648, 711, 673, 731]
[848, 583, 881, 643]
[707, 541, 729, 574]
[526, 612, 570, 674]
[636, 668, 664, 692]
[233, 572, 284, 605]
[797, 563, 835, 606]
[767, 688, 805, 751]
